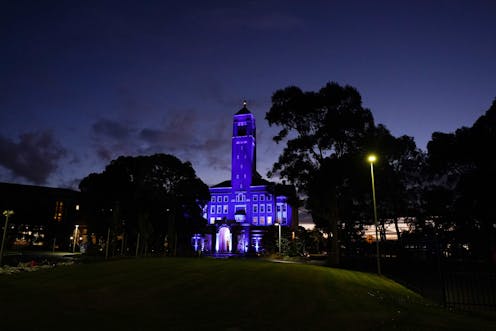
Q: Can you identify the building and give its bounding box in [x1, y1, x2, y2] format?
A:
[194, 102, 298, 254]
[0, 182, 81, 250]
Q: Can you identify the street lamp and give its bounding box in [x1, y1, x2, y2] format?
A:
[1, 210, 14, 266]
[367, 154, 381, 275]
[275, 221, 281, 255]
[72, 224, 79, 253]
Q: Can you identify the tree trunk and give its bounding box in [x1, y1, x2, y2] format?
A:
[328, 191, 340, 266]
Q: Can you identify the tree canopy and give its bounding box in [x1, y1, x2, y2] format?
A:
[79, 153, 210, 256]
[266, 82, 424, 264]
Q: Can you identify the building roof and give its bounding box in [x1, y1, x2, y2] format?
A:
[235, 100, 251, 115]
[211, 172, 272, 188]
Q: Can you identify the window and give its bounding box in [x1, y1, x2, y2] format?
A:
[252, 217, 258, 225]
[283, 204, 287, 211]
[243, 174, 246, 178]
[210, 205, 215, 214]
[267, 204, 272, 213]
[209, 217, 215, 224]
[260, 195, 265, 201]
[267, 216, 272, 225]
[217, 206, 222, 214]
[260, 205, 265, 213]
[211, 196, 216, 203]
[217, 196, 222, 202]
[236, 174, 239, 179]
[268, 195, 272, 201]
[236, 154, 240, 159]
[277, 205, 281, 212]
[253, 195, 258, 201]
[223, 196, 228, 202]
[240, 164, 243, 169]
[253, 205, 258, 213]
[260, 216, 265, 225]
[223, 205, 228, 214]
[236, 193, 245, 202]
[238, 125, 247, 136]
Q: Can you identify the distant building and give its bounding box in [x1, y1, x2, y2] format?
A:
[194, 102, 298, 254]
[0, 182, 81, 250]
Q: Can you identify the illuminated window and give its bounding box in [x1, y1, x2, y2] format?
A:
[211, 197, 216, 202]
[210, 217, 215, 224]
[223, 205, 228, 214]
[210, 205, 215, 214]
[53, 201, 64, 222]
[237, 154, 240, 159]
[253, 217, 258, 225]
[267, 205, 272, 213]
[267, 216, 272, 225]
[260, 216, 265, 225]
[217, 206, 222, 214]
[253, 205, 258, 213]
[260, 205, 265, 213]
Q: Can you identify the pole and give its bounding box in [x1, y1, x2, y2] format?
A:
[72, 225, 79, 253]
[135, 232, 140, 257]
[105, 227, 111, 259]
[0, 210, 14, 266]
[278, 224, 282, 255]
[370, 162, 381, 275]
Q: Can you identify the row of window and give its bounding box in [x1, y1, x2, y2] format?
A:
[210, 194, 273, 203]
[252, 204, 272, 213]
[209, 204, 287, 216]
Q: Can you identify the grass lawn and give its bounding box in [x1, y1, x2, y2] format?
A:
[0, 258, 494, 330]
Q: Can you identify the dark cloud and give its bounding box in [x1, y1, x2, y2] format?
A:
[92, 118, 135, 140]
[0, 131, 66, 184]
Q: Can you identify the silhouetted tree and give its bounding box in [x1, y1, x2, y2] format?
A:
[266, 82, 376, 265]
[425, 99, 496, 261]
[79, 154, 210, 256]
[266, 82, 426, 264]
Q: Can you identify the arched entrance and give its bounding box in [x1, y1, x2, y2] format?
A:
[217, 226, 232, 253]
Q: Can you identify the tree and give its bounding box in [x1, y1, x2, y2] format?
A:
[266, 82, 376, 265]
[79, 154, 210, 256]
[425, 99, 496, 261]
[266, 82, 426, 265]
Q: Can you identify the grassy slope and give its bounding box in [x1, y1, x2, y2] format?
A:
[0, 258, 494, 330]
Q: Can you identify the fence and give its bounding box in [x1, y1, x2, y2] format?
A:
[443, 271, 496, 311]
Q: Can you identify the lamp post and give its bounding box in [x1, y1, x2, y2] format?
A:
[367, 154, 381, 276]
[275, 222, 281, 255]
[1, 210, 14, 266]
[72, 224, 79, 253]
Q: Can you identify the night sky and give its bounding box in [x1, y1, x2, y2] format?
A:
[1, 0, 495, 190]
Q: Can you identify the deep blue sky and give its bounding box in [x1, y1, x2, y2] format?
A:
[1, 0, 495, 189]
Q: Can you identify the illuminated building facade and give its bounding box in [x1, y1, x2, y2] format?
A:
[194, 102, 297, 254]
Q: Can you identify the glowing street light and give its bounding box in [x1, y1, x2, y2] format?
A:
[1, 210, 14, 266]
[367, 154, 381, 275]
[275, 221, 282, 255]
[72, 224, 79, 253]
